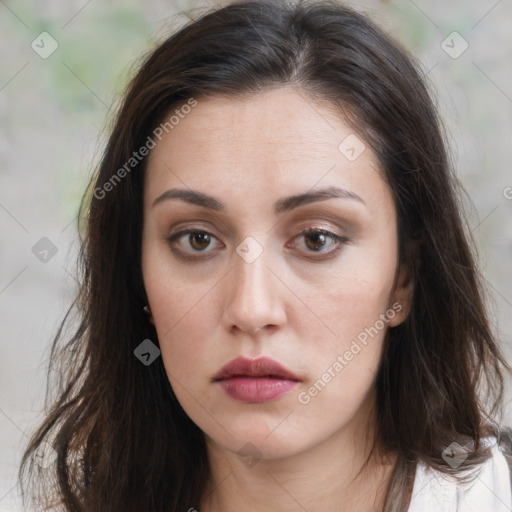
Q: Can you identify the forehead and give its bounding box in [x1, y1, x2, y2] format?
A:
[144, 87, 393, 218]
[148, 87, 357, 168]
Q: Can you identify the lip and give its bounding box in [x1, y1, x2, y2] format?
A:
[213, 356, 301, 381]
[213, 356, 301, 404]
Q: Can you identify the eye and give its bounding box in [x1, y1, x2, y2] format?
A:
[165, 229, 223, 258]
[288, 228, 348, 258]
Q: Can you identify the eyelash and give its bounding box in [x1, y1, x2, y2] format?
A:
[165, 227, 349, 261]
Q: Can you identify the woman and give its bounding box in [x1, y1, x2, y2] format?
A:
[19, 0, 512, 510]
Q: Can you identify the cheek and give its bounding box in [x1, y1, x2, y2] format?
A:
[151, 291, 222, 418]
[149, 280, 221, 373]
[142, 242, 221, 377]
[299, 245, 397, 343]
[293, 287, 389, 427]
[142, 222, 397, 400]
[292, 241, 397, 398]
[143, 235, 217, 332]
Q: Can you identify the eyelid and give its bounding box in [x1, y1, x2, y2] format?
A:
[286, 227, 349, 258]
[164, 228, 224, 260]
[288, 209, 357, 234]
[165, 231, 348, 264]
[164, 221, 351, 261]
[287, 216, 351, 241]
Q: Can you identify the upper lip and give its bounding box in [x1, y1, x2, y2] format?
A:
[213, 356, 301, 381]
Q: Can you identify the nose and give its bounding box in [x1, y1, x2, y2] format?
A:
[221, 245, 287, 335]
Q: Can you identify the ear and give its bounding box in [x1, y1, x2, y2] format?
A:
[143, 303, 155, 325]
[387, 239, 421, 328]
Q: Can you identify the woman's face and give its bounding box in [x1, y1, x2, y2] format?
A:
[141, 87, 413, 460]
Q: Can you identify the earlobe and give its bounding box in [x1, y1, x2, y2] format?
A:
[143, 304, 155, 325]
[388, 271, 414, 327]
[388, 240, 420, 327]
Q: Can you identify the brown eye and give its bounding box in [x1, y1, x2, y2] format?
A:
[304, 230, 329, 251]
[165, 229, 223, 258]
[189, 232, 211, 251]
[288, 228, 348, 259]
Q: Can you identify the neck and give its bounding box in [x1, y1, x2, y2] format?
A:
[199, 400, 397, 512]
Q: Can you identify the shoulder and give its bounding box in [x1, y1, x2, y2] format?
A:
[407, 431, 512, 512]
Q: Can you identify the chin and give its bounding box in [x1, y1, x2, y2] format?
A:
[206, 417, 315, 459]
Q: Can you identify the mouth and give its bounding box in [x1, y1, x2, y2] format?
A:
[213, 356, 301, 381]
[213, 356, 301, 403]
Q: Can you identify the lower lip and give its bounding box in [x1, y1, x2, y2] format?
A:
[217, 377, 299, 403]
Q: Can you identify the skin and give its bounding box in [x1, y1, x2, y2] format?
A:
[141, 86, 414, 512]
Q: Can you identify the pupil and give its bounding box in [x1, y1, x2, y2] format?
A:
[190, 232, 210, 250]
[306, 232, 326, 251]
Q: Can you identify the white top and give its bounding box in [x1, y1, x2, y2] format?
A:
[408, 437, 512, 511]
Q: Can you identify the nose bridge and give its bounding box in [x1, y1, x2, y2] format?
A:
[223, 239, 286, 333]
[234, 246, 269, 298]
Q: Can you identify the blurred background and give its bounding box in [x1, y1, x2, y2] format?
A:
[0, 0, 511, 509]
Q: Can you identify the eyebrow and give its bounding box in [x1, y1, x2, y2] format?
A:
[152, 186, 365, 214]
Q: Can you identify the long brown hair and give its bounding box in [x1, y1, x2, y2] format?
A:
[19, 1, 511, 510]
